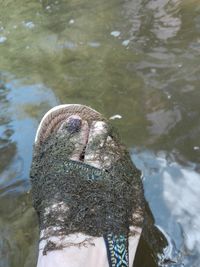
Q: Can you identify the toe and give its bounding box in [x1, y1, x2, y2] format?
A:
[58, 115, 89, 161]
[84, 121, 121, 169]
[59, 115, 82, 134]
[84, 121, 109, 168]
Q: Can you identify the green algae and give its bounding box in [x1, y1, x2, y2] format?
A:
[30, 128, 144, 242]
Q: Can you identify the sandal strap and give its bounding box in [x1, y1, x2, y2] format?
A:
[104, 233, 129, 267]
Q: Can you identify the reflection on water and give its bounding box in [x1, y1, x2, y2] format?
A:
[132, 149, 200, 266]
[163, 164, 200, 264]
[0, 74, 58, 193]
[0, 0, 200, 266]
[0, 80, 16, 174]
[0, 74, 59, 266]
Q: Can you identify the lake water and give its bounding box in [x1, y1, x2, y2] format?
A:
[0, 0, 200, 266]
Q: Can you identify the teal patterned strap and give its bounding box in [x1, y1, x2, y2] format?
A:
[104, 233, 129, 267]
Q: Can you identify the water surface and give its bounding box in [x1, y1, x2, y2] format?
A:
[0, 0, 200, 266]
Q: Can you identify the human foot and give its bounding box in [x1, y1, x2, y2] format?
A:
[30, 104, 144, 267]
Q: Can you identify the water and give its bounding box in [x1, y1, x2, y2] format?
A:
[0, 0, 200, 266]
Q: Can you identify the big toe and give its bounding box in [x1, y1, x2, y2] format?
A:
[58, 115, 89, 161]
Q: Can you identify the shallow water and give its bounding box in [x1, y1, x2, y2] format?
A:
[0, 0, 200, 266]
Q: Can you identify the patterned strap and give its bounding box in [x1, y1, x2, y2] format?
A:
[104, 233, 129, 267]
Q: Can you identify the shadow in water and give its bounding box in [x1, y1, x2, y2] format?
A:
[135, 201, 169, 267]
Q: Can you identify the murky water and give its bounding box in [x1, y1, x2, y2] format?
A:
[0, 0, 200, 266]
